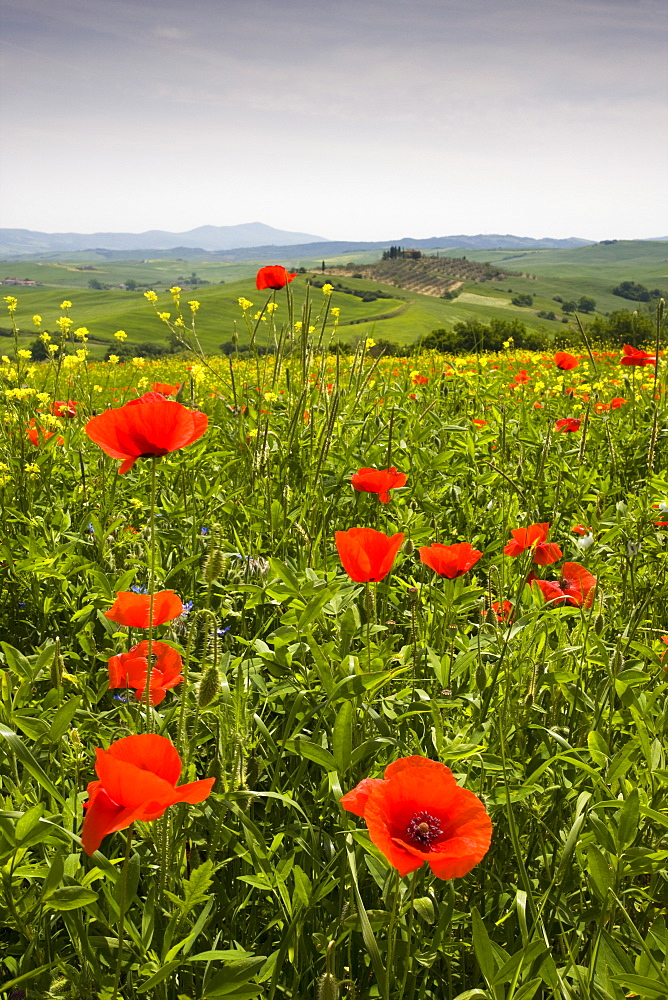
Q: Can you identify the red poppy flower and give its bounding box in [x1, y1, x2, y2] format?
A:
[555, 417, 582, 433]
[52, 400, 78, 417]
[108, 640, 183, 705]
[340, 756, 492, 879]
[572, 524, 592, 536]
[472, 418, 487, 427]
[620, 344, 657, 367]
[27, 420, 64, 446]
[105, 590, 184, 627]
[256, 265, 296, 290]
[412, 374, 429, 385]
[151, 382, 181, 396]
[504, 522, 562, 566]
[554, 352, 578, 370]
[610, 397, 626, 408]
[531, 562, 596, 608]
[419, 542, 483, 579]
[81, 734, 215, 855]
[351, 467, 407, 504]
[491, 600, 513, 622]
[335, 527, 404, 582]
[85, 395, 208, 474]
[513, 370, 530, 384]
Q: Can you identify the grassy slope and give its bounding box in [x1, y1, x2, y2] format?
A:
[2, 241, 665, 355]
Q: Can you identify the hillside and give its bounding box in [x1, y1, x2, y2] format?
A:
[325, 255, 514, 297]
[2, 241, 664, 357]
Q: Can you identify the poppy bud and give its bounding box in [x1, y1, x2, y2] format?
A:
[317, 973, 340, 1000]
[198, 665, 220, 707]
[485, 607, 498, 627]
[203, 549, 228, 584]
[50, 652, 64, 689]
[402, 538, 415, 555]
[611, 647, 624, 674]
[475, 664, 487, 691]
[594, 612, 605, 635]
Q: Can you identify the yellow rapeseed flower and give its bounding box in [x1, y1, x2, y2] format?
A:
[33, 315, 42, 327]
[322, 283, 333, 295]
[169, 286, 182, 295]
[39, 332, 51, 342]
[114, 330, 128, 341]
[144, 290, 158, 303]
[60, 300, 72, 310]
[158, 312, 171, 322]
[238, 297, 253, 311]
[3, 296, 18, 313]
[17, 350, 32, 359]
[188, 300, 200, 313]
[107, 354, 120, 364]
[132, 357, 146, 367]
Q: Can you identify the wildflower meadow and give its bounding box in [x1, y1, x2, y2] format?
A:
[0, 275, 667, 1000]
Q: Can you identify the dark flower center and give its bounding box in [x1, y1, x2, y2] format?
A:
[406, 811, 442, 849]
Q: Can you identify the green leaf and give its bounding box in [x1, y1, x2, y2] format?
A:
[413, 896, 435, 924]
[0, 723, 66, 805]
[14, 802, 45, 844]
[45, 886, 99, 910]
[0, 641, 33, 677]
[616, 787, 640, 852]
[48, 696, 81, 742]
[471, 907, 497, 988]
[202, 956, 266, 997]
[284, 738, 337, 772]
[332, 699, 353, 774]
[586, 845, 613, 899]
[609, 974, 668, 998]
[41, 854, 65, 899]
[137, 961, 182, 992]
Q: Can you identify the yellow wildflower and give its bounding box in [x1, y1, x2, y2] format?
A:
[39, 332, 51, 342]
[158, 312, 171, 322]
[107, 354, 119, 364]
[33, 315, 42, 327]
[144, 290, 158, 303]
[114, 330, 127, 341]
[74, 327, 89, 340]
[132, 357, 146, 367]
[188, 300, 200, 313]
[3, 296, 18, 313]
[238, 297, 253, 311]
[60, 300, 72, 310]
[17, 350, 32, 359]
[169, 286, 182, 295]
[322, 283, 333, 295]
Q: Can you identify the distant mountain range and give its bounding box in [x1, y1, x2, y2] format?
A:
[0, 223, 665, 261]
[0, 222, 327, 256]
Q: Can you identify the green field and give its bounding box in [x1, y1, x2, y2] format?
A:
[2, 240, 665, 356]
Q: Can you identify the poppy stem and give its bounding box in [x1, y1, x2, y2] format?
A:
[111, 822, 134, 1000]
[145, 455, 158, 733]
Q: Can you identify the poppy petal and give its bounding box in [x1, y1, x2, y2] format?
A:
[107, 733, 182, 785]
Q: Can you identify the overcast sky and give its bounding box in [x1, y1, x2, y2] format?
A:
[1, 0, 667, 241]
